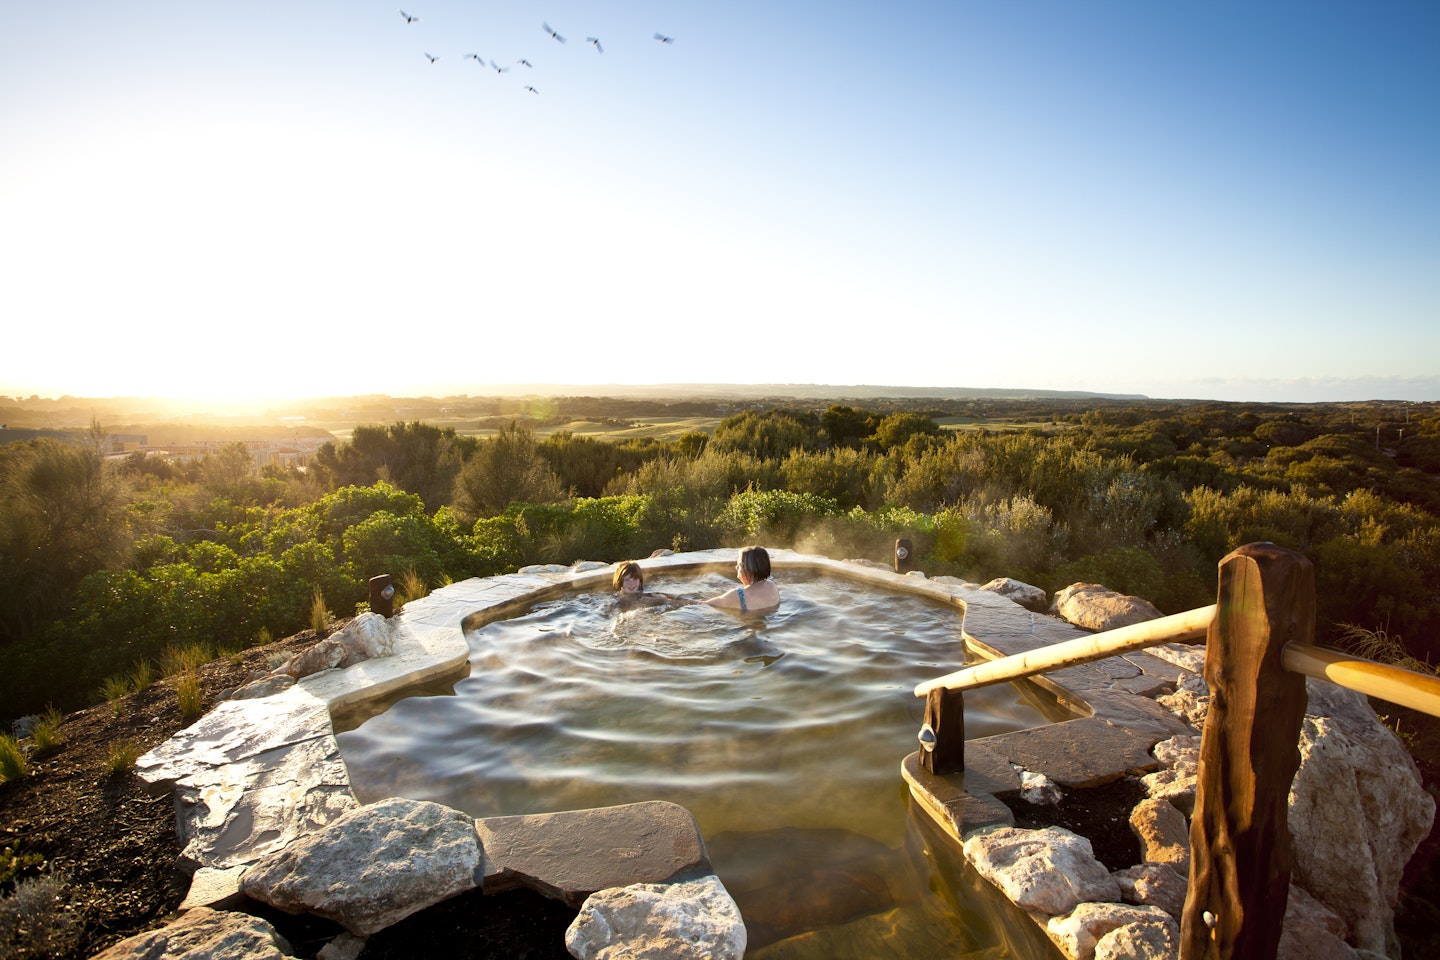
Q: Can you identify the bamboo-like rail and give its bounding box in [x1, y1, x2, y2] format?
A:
[1282, 642, 1440, 717]
[913, 604, 1216, 698]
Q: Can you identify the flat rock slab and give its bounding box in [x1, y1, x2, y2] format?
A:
[136, 694, 333, 791]
[901, 750, 1015, 841]
[174, 734, 357, 871]
[981, 718, 1159, 789]
[478, 800, 712, 908]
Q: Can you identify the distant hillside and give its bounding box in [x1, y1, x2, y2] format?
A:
[448, 383, 1152, 401]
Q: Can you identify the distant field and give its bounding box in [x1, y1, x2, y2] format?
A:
[319, 416, 722, 444]
[935, 417, 1064, 432]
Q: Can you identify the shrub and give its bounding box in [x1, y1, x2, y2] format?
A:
[0, 734, 27, 783]
[717, 489, 839, 544]
[0, 873, 81, 960]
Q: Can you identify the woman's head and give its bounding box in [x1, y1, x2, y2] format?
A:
[736, 546, 771, 584]
[613, 561, 644, 593]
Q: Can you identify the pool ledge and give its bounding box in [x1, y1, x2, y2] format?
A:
[135, 548, 1197, 953]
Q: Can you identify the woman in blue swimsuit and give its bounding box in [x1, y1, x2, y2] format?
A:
[703, 546, 779, 612]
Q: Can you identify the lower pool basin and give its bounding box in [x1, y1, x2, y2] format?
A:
[336, 571, 1067, 955]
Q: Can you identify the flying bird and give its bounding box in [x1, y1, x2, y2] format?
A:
[586, 36, 603, 53]
[543, 22, 565, 43]
[424, 52, 439, 63]
[464, 52, 483, 62]
[516, 58, 532, 67]
[399, 10, 420, 24]
[488, 59, 510, 73]
[524, 85, 539, 94]
[654, 33, 673, 44]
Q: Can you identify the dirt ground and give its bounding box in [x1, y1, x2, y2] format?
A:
[3, 626, 1438, 959]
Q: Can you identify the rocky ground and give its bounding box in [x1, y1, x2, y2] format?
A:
[3, 624, 1438, 960]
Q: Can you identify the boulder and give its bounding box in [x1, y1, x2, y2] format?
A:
[1128, 798, 1189, 871]
[275, 637, 346, 679]
[1111, 862, 1187, 919]
[1093, 916, 1181, 960]
[1287, 681, 1436, 953]
[981, 577, 1049, 612]
[221, 674, 296, 702]
[88, 907, 292, 960]
[1139, 768, 1197, 817]
[1047, 903, 1176, 960]
[477, 801, 711, 908]
[963, 826, 1121, 916]
[241, 797, 483, 936]
[566, 875, 746, 960]
[332, 612, 396, 667]
[1051, 584, 1164, 632]
[1155, 674, 1209, 730]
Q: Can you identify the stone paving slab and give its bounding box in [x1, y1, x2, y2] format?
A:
[974, 717, 1160, 789]
[901, 751, 1015, 842]
[136, 694, 333, 791]
[476, 800, 713, 908]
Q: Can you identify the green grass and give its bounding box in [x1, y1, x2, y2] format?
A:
[310, 586, 332, 634]
[1338, 623, 1438, 676]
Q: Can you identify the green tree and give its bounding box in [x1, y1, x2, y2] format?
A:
[451, 423, 567, 522]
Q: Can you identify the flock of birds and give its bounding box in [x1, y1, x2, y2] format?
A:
[398, 9, 674, 96]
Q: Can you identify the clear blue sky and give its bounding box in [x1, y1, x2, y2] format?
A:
[2, 1, 1436, 403]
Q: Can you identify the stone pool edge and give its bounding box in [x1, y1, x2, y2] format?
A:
[133, 547, 1188, 956]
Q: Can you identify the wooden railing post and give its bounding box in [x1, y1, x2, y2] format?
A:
[1180, 543, 1313, 960]
[920, 687, 965, 775]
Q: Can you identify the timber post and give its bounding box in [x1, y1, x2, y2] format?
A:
[1180, 543, 1313, 960]
[920, 686, 965, 774]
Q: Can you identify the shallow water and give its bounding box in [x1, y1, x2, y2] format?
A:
[337, 572, 1064, 956]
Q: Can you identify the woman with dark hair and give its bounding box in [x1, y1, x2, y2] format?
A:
[703, 546, 779, 612]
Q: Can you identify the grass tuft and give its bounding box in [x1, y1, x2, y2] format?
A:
[395, 567, 428, 609]
[174, 669, 203, 725]
[28, 706, 64, 759]
[104, 740, 143, 777]
[310, 586, 332, 635]
[160, 642, 213, 679]
[1337, 623, 1438, 676]
[0, 733, 28, 783]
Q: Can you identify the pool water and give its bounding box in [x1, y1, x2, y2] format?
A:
[336, 572, 1064, 956]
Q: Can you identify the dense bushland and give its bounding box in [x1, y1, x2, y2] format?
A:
[2, 400, 1437, 725]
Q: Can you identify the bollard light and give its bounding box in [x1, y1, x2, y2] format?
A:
[918, 723, 936, 753]
[369, 573, 395, 618]
[894, 538, 913, 574]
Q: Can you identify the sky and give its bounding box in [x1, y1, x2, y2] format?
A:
[2, 1, 1437, 404]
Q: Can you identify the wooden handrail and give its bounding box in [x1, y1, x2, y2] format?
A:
[1283, 642, 1440, 718]
[913, 604, 1216, 698]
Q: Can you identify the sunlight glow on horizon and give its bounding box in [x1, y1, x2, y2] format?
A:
[3, 2, 1437, 405]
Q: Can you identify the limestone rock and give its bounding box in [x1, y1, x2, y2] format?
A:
[1151, 736, 1200, 774]
[980, 577, 1049, 612]
[566, 875, 746, 960]
[1155, 674, 1209, 729]
[1093, 916, 1181, 960]
[332, 612, 396, 667]
[1051, 584, 1164, 632]
[88, 907, 292, 960]
[963, 826, 1121, 916]
[275, 637, 346, 679]
[1139, 769, 1197, 817]
[518, 563, 570, 574]
[222, 675, 296, 702]
[1287, 682, 1437, 954]
[317, 932, 367, 960]
[572, 560, 611, 572]
[1128, 798, 1189, 871]
[478, 801, 711, 908]
[1047, 903, 1175, 960]
[1111, 862, 1187, 919]
[241, 797, 482, 936]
